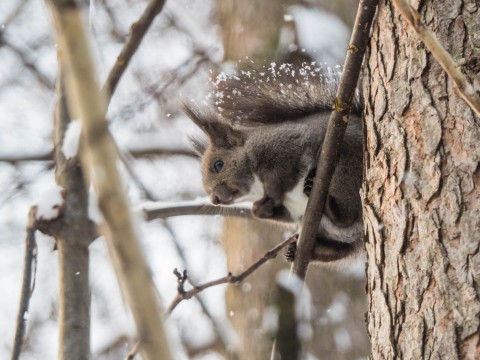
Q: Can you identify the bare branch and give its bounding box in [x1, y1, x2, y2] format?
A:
[102, 0, 166, 101]
[0, 151, 53, 163]
[392, 0, 480, 117]
[143, 200, 253, 221]
[0, 145, 196, 163]
[0, 0, 53, 91]
[159, 220, 242, 358]
[1, 39, 54, 90]
[97, 0, 126, 43]
[46, 1, 173, 359]
[1, 0, 28, 28]
[11, 206, 38, 360]
[113, 50, 211, 122]
[166, 234, 298, 315]
[291, 0, 378, 279]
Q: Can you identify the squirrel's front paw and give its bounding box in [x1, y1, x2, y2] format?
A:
[252, 197, 276, 218]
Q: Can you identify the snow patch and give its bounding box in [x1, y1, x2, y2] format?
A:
[36, 184, 64, 220]
[333, 327, 352, 351]
[326, 292, 349, 323]
[88, 187, 103, 224]
[62, 120, 82, 160]
[262, 306, 279, 334]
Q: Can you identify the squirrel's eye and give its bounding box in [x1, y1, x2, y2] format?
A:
[213, 160, 224, 173]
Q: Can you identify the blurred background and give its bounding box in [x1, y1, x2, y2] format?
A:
[0, 0, 368, 358]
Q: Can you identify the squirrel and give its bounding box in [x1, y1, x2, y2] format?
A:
[185, 63, 363, 264]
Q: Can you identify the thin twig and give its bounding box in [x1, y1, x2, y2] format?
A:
[112, 51, 211, 122]
[97, 0, 126, 43]
[11, 206, 38, 360]
[1, 0, 28, 29]
[115, 141, 160, 201]
[0, 1, 54, 89]
[160, 220, 241, 357]
[1, 39, 54, 90]
[102, 0, 166, 101]
[166, 234, 298, 315]
[291, 0, 379, 280]
[124, 342, 140, 360]
[392, 0, 480, 117]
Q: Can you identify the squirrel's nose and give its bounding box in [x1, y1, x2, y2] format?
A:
[211, 193, 234, 205]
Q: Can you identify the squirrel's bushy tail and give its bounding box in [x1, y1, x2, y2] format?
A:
[211, 62, 362, 126]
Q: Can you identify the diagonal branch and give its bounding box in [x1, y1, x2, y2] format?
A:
[166, 234, 298, 315]
[126, 234, 297, 360]
[102, 0, 166, 102]
[159, 220, 241, 358]
[1, 39, 55, 90]
[291, 0, 379, 280]
[392, 0, 480, 117]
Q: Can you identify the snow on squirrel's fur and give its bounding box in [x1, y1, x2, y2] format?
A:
[209, 62, 361, 125]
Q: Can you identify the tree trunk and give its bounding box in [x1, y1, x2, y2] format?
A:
[54, 72, 92, 360]
[363, 0, 480, 358]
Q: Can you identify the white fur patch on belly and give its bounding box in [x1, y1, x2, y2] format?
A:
[235, 175, 308, 221]
[283, 178, 308, 221]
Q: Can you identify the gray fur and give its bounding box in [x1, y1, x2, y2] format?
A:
[186, 63, 363, 264]
[213, 62, 362, 125]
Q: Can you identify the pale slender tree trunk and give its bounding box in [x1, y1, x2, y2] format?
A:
[363, 0, 480, 358]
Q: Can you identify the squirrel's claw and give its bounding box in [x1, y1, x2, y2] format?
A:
[284, 234, 299, 262]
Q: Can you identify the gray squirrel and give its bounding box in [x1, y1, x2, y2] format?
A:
[185, 63, 363, 263]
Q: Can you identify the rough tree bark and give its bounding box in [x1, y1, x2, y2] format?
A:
[363, 0, 480, 358]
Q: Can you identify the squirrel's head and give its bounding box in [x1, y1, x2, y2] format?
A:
[185, 105, 254, 205]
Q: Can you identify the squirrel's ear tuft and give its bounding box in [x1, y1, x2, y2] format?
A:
[189, 135, 207, 156]
[183, 103, 209, 129]
[183, 102, 245, 149]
